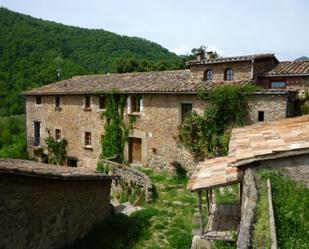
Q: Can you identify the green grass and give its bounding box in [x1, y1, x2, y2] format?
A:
[214, 184, 240, 204]
[64, 167, 199, 249]
[252, 172, 271, 249]
[256, 169, 309, 249]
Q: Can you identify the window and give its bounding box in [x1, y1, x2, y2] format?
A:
[203, 69, 213, 81]
[131, 95, 142, 113]
[35, 96, 42, 105]
[84, 96, 91, 109]
[55, 96, 61, 109]
[99, 95, 106, 110]
[224, 68, 234, 81]
[84, 132, 92, 147]
[33, 121, 40, 146]
[271, 82, 286, 88]
[258, 111, 264, 122]
[181, 103, 192, 122]
[55, 129, 61, 141]
[67, 157, 78, 167]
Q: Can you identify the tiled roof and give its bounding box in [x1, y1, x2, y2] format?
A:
[229, 115, 309, 166]
[187, 157, 243, 191]
[0, 159, 118, 180]
[186, 53, 277, 66]
[188, 115, 309, 191]
[262, 61, 309, 76]
[23, 70, 253, 95]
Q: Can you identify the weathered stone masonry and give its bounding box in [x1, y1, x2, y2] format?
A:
[25, 92, 292, 172]
[0, 159, 116, 249]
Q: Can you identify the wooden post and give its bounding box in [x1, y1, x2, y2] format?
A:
[206, 190, 209, 213]
[198, 191, 204, 234]
[209, 189, 213, 205]
[267, 179, 277, 249]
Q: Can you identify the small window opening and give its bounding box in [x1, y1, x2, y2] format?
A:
[181, 103, 192, 122]
[55, 96, 61, 108]
[84, 132, 92, 147]
[131, 95, 141, 113]
[203, 69, 213, 81]
[258, 111, 264, 122]
[224, 68, 234, 81]
[84, 96, 91, 109]
[34, 121, 41, 146]
[35, 96, 42, 105]
[67, 157, 78, 167]
[99, 95, 106, 109]
[55, 129, 61, 140]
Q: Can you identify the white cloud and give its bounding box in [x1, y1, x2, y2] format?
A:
[170, 45, 191, 55]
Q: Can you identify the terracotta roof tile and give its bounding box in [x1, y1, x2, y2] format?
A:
[262, 61, 309, 76]
[187, 53, 277, 66]
[23, 70, 253, 95]
[188, 115, 309, 191]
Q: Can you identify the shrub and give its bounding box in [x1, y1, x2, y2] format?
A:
[45, 137, 67, 165]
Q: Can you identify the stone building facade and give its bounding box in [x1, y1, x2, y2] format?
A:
[24, 53, 302, 171]
[0, 159, 116, 249]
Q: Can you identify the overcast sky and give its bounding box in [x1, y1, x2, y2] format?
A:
[1, 0, 308, 60]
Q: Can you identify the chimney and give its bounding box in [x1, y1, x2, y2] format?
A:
[196, 51, 205, 62]
[206, 51, 214, 60]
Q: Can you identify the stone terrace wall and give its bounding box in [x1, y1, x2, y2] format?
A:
[0, 159, 115, 249]
[237, 168, 258, 249]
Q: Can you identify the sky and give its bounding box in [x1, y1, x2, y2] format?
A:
[0, 0, 308, 61]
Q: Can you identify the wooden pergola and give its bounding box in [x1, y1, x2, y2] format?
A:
[188, 157, 244, 241]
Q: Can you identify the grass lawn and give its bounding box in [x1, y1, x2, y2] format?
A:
[64, 166, 241, 249]
[253, 169, 309, 249]
[64, 167, 199, 249]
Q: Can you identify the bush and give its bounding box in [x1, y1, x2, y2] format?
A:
[45, 137, 67, 165]
[179, 85, 257, 160]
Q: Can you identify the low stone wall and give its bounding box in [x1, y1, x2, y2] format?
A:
[237, 168, 258, 249]
[0, 159, 116, 249]
[100, 159, 153, 203]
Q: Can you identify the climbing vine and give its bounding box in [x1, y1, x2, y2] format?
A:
[100, 92, 129, 162]
[179, 84, 258, 160]
[45, 137, 67, 165]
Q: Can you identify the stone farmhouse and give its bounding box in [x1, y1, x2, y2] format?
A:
[23, 53, 309, 170]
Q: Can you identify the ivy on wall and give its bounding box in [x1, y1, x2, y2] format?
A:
[100, 92, 128, 161]
[179, 84, 258, 160]
[45, 137, 67, 165]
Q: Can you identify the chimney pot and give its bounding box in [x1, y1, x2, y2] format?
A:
[196, 52, 205, 62]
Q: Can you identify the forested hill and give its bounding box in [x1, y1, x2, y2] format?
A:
[0, 7, 182, 116]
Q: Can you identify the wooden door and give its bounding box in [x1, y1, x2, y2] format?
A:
[129, 138, 141, 164]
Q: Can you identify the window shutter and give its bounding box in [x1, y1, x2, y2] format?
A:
[127, 96, 131, 114]
[140, 96, 143, 113]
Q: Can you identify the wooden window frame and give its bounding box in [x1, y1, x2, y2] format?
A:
[224, 68, 234, 81]
[203, 69, 213, 81]
[84, 131, 92, 148]
[180, 103, 193, 122]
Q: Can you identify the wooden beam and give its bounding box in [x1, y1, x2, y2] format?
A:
[198, 191, 204, 234]
[206, 190, 209, 213]
[267, 179, 277, 249]
[209, 189, 213, 205]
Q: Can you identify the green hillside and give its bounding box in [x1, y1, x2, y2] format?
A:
[0, 7, 182, 116]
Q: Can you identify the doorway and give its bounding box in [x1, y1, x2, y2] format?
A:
[129, 137, 142, 164]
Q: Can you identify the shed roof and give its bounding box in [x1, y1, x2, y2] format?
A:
[0, 159, 117, 180]
[188, 115, 309, 191]
[23, 70, 253, 95]
[261, 61, 309, 77]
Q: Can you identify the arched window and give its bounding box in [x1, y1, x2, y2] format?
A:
[224, 68, 234, 81]
[203, 69, 213, 81]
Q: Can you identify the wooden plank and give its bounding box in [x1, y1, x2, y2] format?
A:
[198, 191, 204, 234]
[267, 179, 278, 249]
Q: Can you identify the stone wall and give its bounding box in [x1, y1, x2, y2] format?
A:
[189, 61, 252, 81]
[100, 159, 153, 203]
[257, 76, 309, 95]
[26, 92, 290, 172]
[237, 168, 258, 249]
[0, 159, 114, 249]
[247, 93, 288, 124]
